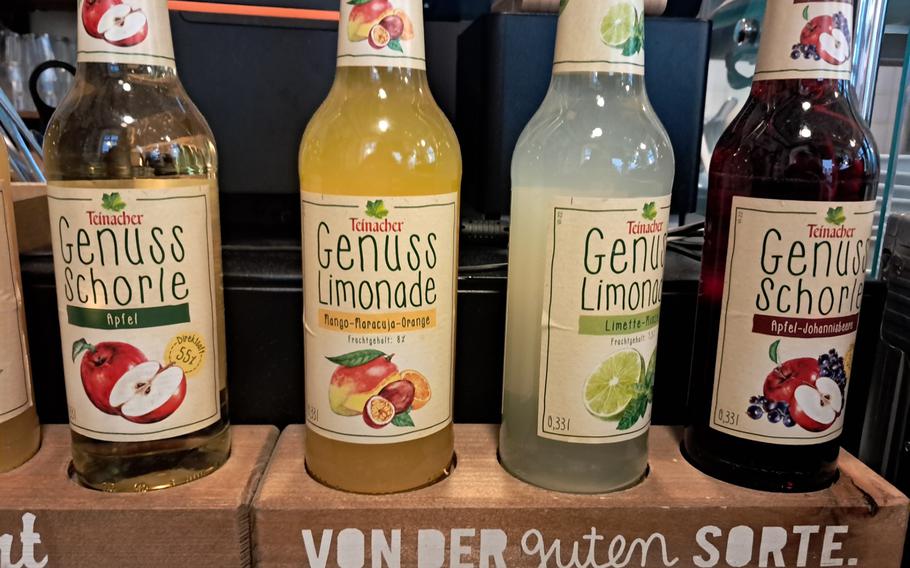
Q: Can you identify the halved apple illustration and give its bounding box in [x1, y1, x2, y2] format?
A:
[82, 0, 149, 47]
[800, 14, 850, 66]
[109, 362, 187, 424]
[790, 377, 843, 432]
[73, 338, 186, 423]
[74, 338, 148, 415]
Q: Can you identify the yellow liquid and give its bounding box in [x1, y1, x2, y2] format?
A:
[0, 144, 41, 473]
[44, 65, 230, 492]
[299, 67, 461, 494]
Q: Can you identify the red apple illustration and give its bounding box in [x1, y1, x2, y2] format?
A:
[74, 338, 148, 415]
[800, 14, 850, 65]
[763, 357, 820, 403]
[108, 362, 187, 423]
[81, 0, 118, 39]
[790, 377, 843, 432]
[328, 351, 400, 416]
[97, 2, 149, 47]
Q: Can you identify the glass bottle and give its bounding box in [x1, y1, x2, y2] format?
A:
[684, 0, 878, 492]
[499, 0, 674, 493]
[299, 0, 461, 493]
[0, 141, 41, 473]
[44, 0, 230, 491]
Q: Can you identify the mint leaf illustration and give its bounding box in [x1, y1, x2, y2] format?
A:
[826, 206, 846, 226]
[769, 339, 781, 365]
[365, 199, 389, 219]
[802, 6, 810, 20]
[642, 201, 657, 221]
[326, 349, 388, 368]
[392, 409, 415, 427]
[387, 39, 404, 53]
[618, 394, 648, 430]
[348, 0, 372, 5]
[101, 192, 126, 212]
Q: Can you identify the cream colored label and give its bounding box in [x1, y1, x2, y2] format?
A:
[0, 190, 33, 425]
[710, 197, 875, 444]
[553, 0, 645, 75]
[537, 195, 669, 443]
[48, 184, 221, 442]
[302, 192, 457, 443]
[754, 0, 853, 81]
[77, 0, 175, 69]
[337, 0, 426, 70]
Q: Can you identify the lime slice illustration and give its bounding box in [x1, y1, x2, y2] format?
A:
[600, 2, 637, 47]
[584, 349, 644, 418]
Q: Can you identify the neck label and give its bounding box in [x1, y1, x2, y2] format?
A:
[0, 189, 33, 425]
[77, 0, 175, 69]
[754, 0, 853, 81]
[553, 0, 645, 75]
[337, 0, 426, 70]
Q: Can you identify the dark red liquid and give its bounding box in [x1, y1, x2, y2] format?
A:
[684, 79, 878, 492]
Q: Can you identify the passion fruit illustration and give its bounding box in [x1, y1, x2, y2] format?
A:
[363, 395, 396, 429]
[379, 14, 404, 40]
[368, 24, 392, 49]
[378, 379, 415, 414]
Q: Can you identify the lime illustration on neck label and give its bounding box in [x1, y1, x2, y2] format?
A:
[47, 183, 221, 442]
[337, 0, 426, 70]
[537, 194, 670, 444]
[553, 0, 645, 75]
[0, 190, 32, 426]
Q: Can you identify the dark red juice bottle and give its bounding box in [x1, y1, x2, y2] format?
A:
[684, 0, 879, 492]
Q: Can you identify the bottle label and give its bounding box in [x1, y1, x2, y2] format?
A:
[553, 0, 645, 75]
[709, 197, 875, 444]
[754, 0, 853, 81]
[302, 191, 457, 443]
[47, 183, 222, 442]
[336, 0, 426, 70]
[537, 195, 670, 444]
[0, 190, 33, 426]
[77, 0, 175, 70]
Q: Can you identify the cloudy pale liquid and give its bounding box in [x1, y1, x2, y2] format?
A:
[499, 73, 674, 493]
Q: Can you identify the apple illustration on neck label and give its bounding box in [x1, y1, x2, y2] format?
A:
[73, 338, 187, 424]
[793, 11, 851, 66]
[82, 0, 149, 48]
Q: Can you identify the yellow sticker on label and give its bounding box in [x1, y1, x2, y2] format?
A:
[165, 332, 207, 377]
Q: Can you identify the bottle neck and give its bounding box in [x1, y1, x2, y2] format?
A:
[552, 0, 646, 77]
[77, 0, 176, 72]
[753, 0, 854, 87]
[335, 0, 427, 74]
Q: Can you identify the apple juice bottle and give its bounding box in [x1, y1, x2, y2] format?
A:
[498, 0, 674, 493]
[684, 0, 878, 492]
[299, 0, 461, 494]
[43, 0, 230, 492]
[0, 142, 41, 473]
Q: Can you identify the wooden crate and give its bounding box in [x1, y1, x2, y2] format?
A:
[253, 424, 908, 567]
[10, 182, 49, 252]
[0, 425, 278, 568]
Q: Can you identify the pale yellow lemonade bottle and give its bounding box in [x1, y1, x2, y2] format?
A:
[0, 142, 41, 473]
[43, 0, 230, 491]
[300, 0, 461, 493]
